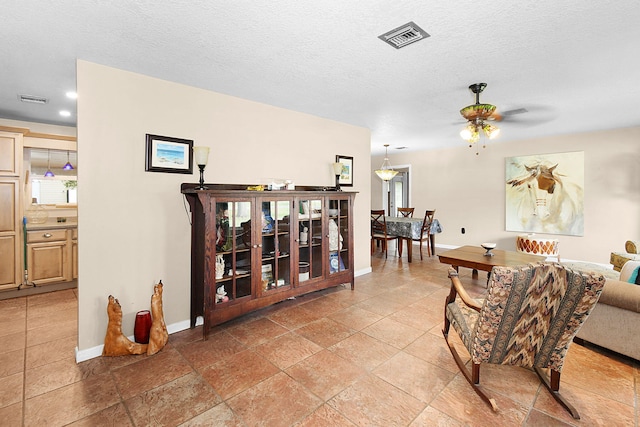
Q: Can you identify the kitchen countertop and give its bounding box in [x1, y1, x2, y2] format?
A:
[26, 220, 78, 231]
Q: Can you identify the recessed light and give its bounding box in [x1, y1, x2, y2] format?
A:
[66, 91, 77, 99]
[59, 110, 71, 117]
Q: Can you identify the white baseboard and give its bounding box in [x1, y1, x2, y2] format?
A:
[75, 318, 196, 363]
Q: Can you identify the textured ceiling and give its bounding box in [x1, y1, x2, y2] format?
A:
[1, 0, 639, 155]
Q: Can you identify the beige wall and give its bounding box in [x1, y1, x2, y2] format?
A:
[372, 126, 640, 263]
[76, 61, 371, 357]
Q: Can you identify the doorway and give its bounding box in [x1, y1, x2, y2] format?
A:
[382, 166, 410, 216]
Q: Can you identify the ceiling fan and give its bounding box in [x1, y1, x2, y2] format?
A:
[459, 83, 502, 153]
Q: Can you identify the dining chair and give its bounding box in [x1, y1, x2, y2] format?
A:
[397, 207, 415, 217]
[443, 263, 605, 419]
[413, 209, 435, 259]
[371, 209, 395, 258]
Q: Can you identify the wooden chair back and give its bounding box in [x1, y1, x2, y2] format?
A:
[397, 207, 415, 218]
[370, 209, 387, 237]
[421, 209, 436, 236]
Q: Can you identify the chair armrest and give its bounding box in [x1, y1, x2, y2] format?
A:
[626, 240, 640, 254]
[447, 268, 482, 312]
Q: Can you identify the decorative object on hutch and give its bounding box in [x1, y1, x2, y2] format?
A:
[193, 146, 210, 189]
[332, 162, 343, 191]
[181, 183, 356, 339]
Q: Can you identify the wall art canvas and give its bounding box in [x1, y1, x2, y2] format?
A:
[505, 151, 584, 236]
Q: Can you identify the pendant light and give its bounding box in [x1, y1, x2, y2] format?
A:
[374, 144, 398, 181]
[62, 150, 74, 171]
[44, 150, 55, 177]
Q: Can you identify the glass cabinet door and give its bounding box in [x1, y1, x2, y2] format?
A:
[327, 197, 350, 275]
[260, 199, 293, 293]
[297, 197, 323, 283]
[214, 199, 252, 304]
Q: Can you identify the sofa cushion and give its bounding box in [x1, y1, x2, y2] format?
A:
[628, 266, 640, 284]
[599, 279, 640, 313]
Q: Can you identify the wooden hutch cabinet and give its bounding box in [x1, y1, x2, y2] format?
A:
[181, 184, 356, 339]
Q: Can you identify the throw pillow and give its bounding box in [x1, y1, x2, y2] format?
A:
[627, 265, 640, 285]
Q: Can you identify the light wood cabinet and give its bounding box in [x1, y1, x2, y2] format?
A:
[0, 131, 22, 290]
[182, 184, 355, 339]
[26, 226, 76, 285]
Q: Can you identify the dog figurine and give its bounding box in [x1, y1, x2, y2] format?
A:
[102, 295, 148, 356]
[147, 280, 169, 355]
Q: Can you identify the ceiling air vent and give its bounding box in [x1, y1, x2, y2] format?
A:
[378, 21, 430, 49]
[18, 94, 48, 104]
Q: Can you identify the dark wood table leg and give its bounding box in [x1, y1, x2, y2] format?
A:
[430, 234, 436, 256]
[398, 238, 403, 257]
[407, 238, 412, 262]
[472, 269, 478, 279]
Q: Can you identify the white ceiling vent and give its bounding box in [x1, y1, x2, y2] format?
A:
[18, 94, 48, 104]
[378, 22, 430, 49]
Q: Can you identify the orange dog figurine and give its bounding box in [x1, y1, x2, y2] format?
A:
[147, 280, 169, 355]
[102, 295, 148, 356]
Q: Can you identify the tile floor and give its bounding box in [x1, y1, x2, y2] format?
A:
[0, 254, 638, 426]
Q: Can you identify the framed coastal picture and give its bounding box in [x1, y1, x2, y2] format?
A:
[145, 134, 193, 174]
[335, 155, 353, 187]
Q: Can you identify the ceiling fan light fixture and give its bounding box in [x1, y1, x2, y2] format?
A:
[482, 123, 500, 139]
[459, 83, 501, 152]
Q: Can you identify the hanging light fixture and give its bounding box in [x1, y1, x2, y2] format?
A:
[375, 144, 398, 181]
[460, 83, 500, 155]
[44, 150, 55, 177]
[62, 150, 74, 171]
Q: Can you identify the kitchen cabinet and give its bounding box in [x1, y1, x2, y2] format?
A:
[0, 131, 23, 290]
[182, 184, 355, 339]
[26, 226, 76, 285]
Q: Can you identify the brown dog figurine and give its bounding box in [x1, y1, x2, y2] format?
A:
[102, 295, 148, 356]
[147, 280, 169, 355]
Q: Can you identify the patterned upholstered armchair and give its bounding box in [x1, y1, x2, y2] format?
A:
[610, 240, 640, 271]
[443, 263, 605, 419]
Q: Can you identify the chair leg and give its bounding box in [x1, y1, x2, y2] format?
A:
[534, 367, 580, 419]
[442, 330, 498, 412]
[419, 240, 423, 260]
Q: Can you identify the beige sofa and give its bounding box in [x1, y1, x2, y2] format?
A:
[575, 260, 640, 361]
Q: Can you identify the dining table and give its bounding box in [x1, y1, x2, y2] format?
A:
[384, 216, 442, 262]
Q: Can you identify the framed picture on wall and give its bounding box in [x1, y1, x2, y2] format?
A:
[335, 155, 354, 187]
[145, 134, 193, 174]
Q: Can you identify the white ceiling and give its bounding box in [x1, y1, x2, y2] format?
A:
[2, 1, 639, 155]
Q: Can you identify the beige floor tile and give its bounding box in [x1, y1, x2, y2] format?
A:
[66, 403, 134, 426]
[200, 349, 279, 400]
[286, 349, 367, 401]
[177, 330, 246, 370]
[225, 317, 289, 346]
[111, 347, 194, 400]
[227, 372, 322, 427]
[361, 316, 424, 349]
[328, 305, 383, 330]
[253, 331, 322, 369]
[25, 355, 107, 399]
[0, 372, 23, 409]
[178, 402, 245, 426]
[295, 403, 357, 426]
[125, 372, 221, 427]
[25, 334, 76, 369]
[296, 317, 355, 348]
[0, 348, 23, 377]
[24, 372, 120, 427]
[328, 332, 399, 371]
[0, 401, 23, 427]
[374, 351, 456, 404]
[328, 373, 425, 426]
